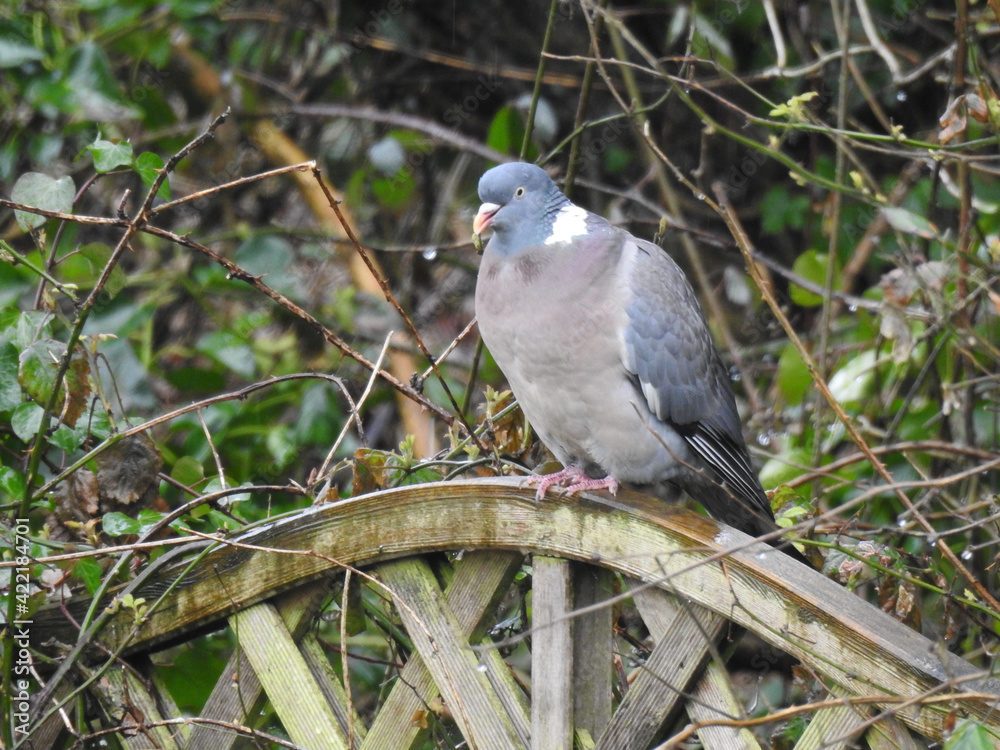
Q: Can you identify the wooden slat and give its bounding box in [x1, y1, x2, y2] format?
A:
[377, 556, 526, 749]
[531, 556, 574, 750]
[866, 715, 922, 750]
[299, 634, 368, 746]
[597, 584, 726, 749]
[361, 550, 526, 749]
[572, 564, 613, 740]
[793, 683, 867, 750]
[232, 602, 348, 749]
[145, 660, 189, 747]
[187, 583, 331, 750]
[85, 663, 181, 750]
[627, 581, 759, 750]
[796, 684, 920, 750]
[793, 702, 865, 750]
[34, 480, 1000, 742]
[687, 661, 763, 750]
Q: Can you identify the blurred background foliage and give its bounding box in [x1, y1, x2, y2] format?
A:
[2, 0, 1000, 746]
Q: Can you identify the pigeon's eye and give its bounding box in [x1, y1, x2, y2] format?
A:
[514, 186, 526, 198]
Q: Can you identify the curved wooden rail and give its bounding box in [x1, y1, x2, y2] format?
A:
[32, 479, 1000, 746]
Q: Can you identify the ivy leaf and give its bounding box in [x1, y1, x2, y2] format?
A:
[135, 151, 169, 200]
[10, 172, 75, 230]
[86, 137, 133, 173]
[72, 557, 104, 596]
[945, 718, 992, 750]
[881, 206, 938, 240]
[0, 465, 27, 499]
[790, 249, 832, 307]
[79, 243, 127, 298]
[102, 511, 142, 536]
[487, 105, 527, 157]
[18, 338, 65, 406]
[11, 402, 44, 441]
[0, 341, 22, 412]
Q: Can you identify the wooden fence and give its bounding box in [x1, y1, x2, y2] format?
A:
[24, 479, 1000, 749]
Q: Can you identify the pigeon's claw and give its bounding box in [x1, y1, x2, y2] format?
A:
[525, 465, 618, 502]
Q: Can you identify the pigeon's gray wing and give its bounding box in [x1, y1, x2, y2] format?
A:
[619, 235, 774, 529]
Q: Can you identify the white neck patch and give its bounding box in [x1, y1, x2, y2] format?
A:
[544, 204, 589, 245]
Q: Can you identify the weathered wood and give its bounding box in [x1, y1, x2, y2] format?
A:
[231, 602, 348, 749]
[687, 661, 763, 750]
[377, 556, 526, 749]
[571, 564, 614, 740]
[145, 661, 189, 747]
[87, 662, 181, 750]
[187, 582, 332, 750]
[531, 556, 573, 750]
[865, 715, 922, 750]
[299, 634, 368, 746]
[793, 685, 869, 750]
[597, 585, 726, 750]
[33, 480, 1000, 742]
[26, 680, 78, 750]
[361, 550, 526, 750]
[628, 584, 759, 750]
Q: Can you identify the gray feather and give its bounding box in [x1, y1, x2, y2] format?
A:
[474, 162, 777, 539]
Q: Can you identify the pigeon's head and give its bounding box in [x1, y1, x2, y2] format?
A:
[473, 163, 574, 254]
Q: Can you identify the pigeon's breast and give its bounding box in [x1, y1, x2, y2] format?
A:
[475, 239, 691, 481]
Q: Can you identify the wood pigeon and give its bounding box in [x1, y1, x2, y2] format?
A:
[473, 162, 780, 542]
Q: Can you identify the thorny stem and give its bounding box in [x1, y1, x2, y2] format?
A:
[4, 112, 231, 747]
[712, 183, 1000, 617]
[520, 0, 561, 161]
[312, 167, 486, 452]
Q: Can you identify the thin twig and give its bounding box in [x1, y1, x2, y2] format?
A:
[711, 183, 1000, 616]
[311, 166, 485, 450]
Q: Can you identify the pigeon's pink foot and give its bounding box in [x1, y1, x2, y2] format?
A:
[525, 465, 619, 502]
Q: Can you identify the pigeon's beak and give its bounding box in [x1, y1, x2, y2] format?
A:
[473, 202, 500, 235]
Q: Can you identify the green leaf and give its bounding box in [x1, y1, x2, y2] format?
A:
[372, 169, 415, 210]
[790, 249, 832, 307]
[691, 12, 734, 70]
[776, 343, 811, 405]
[204, 477, 252, 506]
[18, 338, 65, 405]
[11, 402, 44, 441]
[50, 422, 86, 453]
[0, 465, 27, 498]
[881, 206, 938, 239]
[0, 341, 22, 411]
[171, 456, 204, 487]
[827, 350, 877, 407]
[63, 40, 139, 121]
[72, 557, 104, 596]
[86, 137, 133, 173]
[0, 37, 46, 68]
[79, 243, 127, 297]
[196, 331, 256, 379]
[10, 173, 75, 230]
[761, 187, 809, 234]
[102, 511, 141, 536]
[136, 509, 165, 534]
[945, 718, 993, 750]
[759, 448, 813, 488]
[135, 152, 169, 201]
[486, 105, 525, 157]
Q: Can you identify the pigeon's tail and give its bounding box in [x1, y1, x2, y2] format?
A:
[670, 474, 811, 565]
